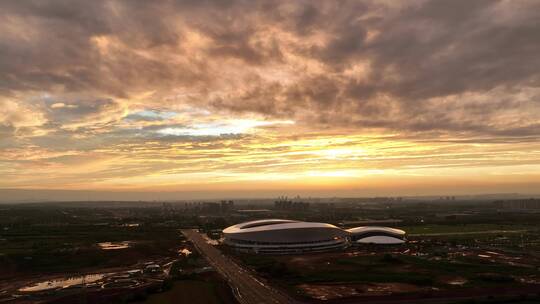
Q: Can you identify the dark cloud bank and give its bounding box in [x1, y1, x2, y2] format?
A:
[1, 0, 540, 140]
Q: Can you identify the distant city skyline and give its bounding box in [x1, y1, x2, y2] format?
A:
[1, 1, 540, 198]
[1, 188, 538, 203]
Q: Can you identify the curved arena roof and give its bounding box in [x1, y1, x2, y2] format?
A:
[222, 219, 349, 253]
[222, 219, 406, 253]
[346, 226, 406, 245]
[346, 226, 406, 236]
[223, 218, 342, 234]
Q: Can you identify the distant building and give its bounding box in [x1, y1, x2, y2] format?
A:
[274, 197, 309, 211]
[202, 202, 221, 214]
[144, 264, 161, 273]
[494, 199, 540, 210]
[236, 209, 272, 214]
[220, 200, 234, 213]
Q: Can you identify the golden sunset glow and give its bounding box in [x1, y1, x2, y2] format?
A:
[1, 1, 540, 199]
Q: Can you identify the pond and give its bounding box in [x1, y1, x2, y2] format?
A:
[19, 273, 107, 292]
[98, 241, 131, 250]
[179, 248, 192, 256]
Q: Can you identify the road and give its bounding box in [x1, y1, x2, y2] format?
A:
[181, 229, 297, 304]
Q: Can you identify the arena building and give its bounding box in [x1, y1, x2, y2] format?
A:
[347, 226, 406, 245]
[222, 219, 349, 254]
[222, 219, 406, 254]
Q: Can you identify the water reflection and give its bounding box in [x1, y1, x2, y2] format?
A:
[98, 241, 131, 250]
[179, 248, 192, 256]
[19, 274, 107, 292]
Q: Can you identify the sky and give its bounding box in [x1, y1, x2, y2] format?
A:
[1, 0, 540, 200]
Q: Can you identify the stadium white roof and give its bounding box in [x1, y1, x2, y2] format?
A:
[223, 219, 341, 234]
[346, 226, 406, 236]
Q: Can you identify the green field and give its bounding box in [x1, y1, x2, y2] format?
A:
[0, 205, 186, 278]
[404, 223, 535, 235]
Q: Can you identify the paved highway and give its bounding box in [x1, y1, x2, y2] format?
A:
[181, 229, 297, 304]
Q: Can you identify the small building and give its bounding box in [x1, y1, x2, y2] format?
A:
[144, 264, 162, 273]
[347, 226, 406, 245]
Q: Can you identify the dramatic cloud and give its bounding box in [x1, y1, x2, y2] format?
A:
[1, 0, 539, 195]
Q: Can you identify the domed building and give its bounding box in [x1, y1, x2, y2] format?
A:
[222, 219, 350, 254]
[222, 219, 407, 254]
[346, 226, 406, 245]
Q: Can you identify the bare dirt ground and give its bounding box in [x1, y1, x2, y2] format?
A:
[230, 245, 540, 304]
[297, 282, 424, 300]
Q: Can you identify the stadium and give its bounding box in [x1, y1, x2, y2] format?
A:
[222, 219, 406, 254]
[347, 226, 406, 245]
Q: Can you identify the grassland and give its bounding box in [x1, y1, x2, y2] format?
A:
[0, 205, 185, 278]
[404, 223, 534, 235]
